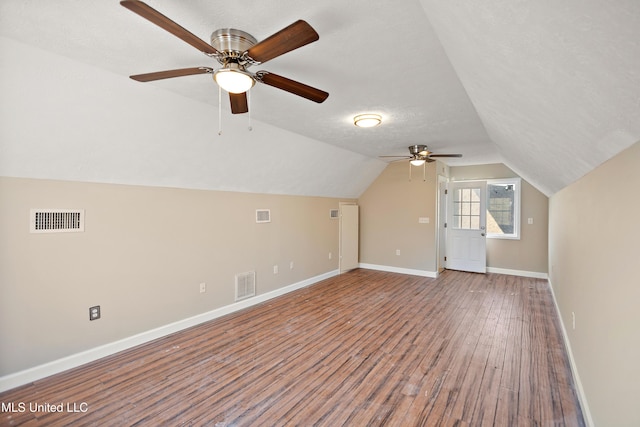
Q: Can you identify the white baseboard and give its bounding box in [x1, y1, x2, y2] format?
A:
[547, 278, 594, 427]
[486, 266, 548, 279]
[0, 270, 339, 393]
[358, 264, 547, 280]
[358, 263, 438, 278]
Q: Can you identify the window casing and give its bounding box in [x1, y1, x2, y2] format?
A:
[486, 178, 521, 240]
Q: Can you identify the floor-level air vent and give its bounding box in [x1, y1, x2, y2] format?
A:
[330, 209, 339, 219]
[30, 209, 85, 233]
[235, 271, 256, 301]
[256, 209, 271, 223]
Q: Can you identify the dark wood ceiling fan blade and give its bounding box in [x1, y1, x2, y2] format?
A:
[428, 154, 463, 158]
[245, 20, 319, 64]
[257, 72, 328, 103]
[229, 92, 249, 114]
[130, 67, 213, 82]
[120, 0, 218, 55]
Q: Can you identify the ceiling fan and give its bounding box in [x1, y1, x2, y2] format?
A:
[380, 145, 462, 181]
[380, 145, 462, 166]
[120, 0, 329, 114]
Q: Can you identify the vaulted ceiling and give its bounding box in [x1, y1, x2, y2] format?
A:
[1, 1, 639, 197]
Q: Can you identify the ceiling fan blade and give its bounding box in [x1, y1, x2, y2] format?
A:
[379, 155, 411, 158]
[229, 92, 249, 114]
[256, 72, 328, 103]
[245, 20, 319, 64]
[120, 0, 218, 55]
[428, 154, 463, 158]
[130, 67, 213, 82]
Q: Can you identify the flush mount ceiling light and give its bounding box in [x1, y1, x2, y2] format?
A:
[354, 113, 382, 128]
[213, 63, 255, 94]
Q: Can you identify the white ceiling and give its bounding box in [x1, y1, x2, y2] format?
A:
[1, 0, 639, 196]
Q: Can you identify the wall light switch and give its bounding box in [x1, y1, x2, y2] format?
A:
[528, 217, 534, 225]
[273, 265, 279, 274]
[396, 249, 401, 256]
[419, 217, 430, 224]
[199, 282, 206, 293]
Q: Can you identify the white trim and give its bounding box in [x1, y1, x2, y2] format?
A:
[547, 279, 594, 427]
[359, 263, 438, 278]
[0, 269, 339, 393]
[486, 267, 548, 279]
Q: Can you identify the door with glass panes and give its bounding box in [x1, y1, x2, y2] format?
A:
[446, 181, 487, 273]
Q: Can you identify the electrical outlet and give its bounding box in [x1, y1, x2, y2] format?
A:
[273, 265, 279, 274]
[396, 249, 401, 256]
[528, 217, 534, 225]
[89, 306, 101, 321]
[290, 261, 294, 270]
[199, 282, 206, 293]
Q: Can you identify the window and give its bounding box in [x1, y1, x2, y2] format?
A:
[486, 178, 521, 239]
[452, 187, 482, 230]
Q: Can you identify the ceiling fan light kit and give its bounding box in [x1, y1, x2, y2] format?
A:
[213, 65, 255, 93]
[353, 114, 382, 128]
[120, 0, 328, 114]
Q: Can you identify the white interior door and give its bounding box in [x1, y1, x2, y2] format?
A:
[446, 181, 487, 273]
[339, 204, 359, 273]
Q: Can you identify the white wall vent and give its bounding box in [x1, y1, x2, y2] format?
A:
[330, 209, 339, 219]
[256, 209, 271, 223]
[30, 209, 85, 233]
[235, 271, 256, 301]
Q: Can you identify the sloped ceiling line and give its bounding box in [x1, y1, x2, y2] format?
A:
[1, 1, 639, 197]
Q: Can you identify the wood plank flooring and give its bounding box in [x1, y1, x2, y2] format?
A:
[0, 269, 585, 426]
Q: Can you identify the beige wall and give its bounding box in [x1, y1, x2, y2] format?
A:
[359, 161, 438, 273]
[451, 163, 549, 274]
[549, 141, 640, 426]
[0, 177, 347, 376]
[358, 161, 548, 275]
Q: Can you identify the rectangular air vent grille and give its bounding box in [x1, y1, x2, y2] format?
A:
[330, 209, 339, 219]
[256, 209, 271, 223]
[30, 209, 85, 233]
[235, 271, 256, 301]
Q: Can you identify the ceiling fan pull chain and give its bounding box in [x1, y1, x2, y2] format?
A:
[247, 90, 253, 131]
[409, 161, 412, 182]
[423, 162, 426, 181]
[218, 85, 223, 136]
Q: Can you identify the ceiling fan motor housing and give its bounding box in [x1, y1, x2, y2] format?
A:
[409, 145, 430, 156]
[210, 28, 257, 65]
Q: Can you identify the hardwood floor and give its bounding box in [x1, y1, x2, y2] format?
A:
[0, 269, 584, 426]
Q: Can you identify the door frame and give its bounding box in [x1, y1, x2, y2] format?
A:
[437, 175, 448, 273]
[339, 202, 359, 273]
[445, 180, 487, 273]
